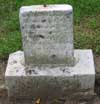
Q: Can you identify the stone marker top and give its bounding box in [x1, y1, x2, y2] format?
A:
[20, 4, 73, 13]
[19, 4, 74, 66]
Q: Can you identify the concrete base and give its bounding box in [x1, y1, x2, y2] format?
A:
[5, 49, 95, 100]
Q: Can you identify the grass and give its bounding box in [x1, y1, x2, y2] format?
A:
[0, 0, 100, 58]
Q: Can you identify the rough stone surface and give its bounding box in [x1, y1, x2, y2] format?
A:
[19, 5, 74, 66]
[5, 49, 95, 100]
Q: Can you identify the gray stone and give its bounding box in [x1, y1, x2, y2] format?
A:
[5, 49, 95, 100]
[5, 4, 95, 101]
[19, 5, 74, 66]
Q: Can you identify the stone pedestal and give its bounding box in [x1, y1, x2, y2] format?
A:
[5, 50, 95, 100]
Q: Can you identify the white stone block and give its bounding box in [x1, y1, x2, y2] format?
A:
[19, 5, 74, 66]
[5, 49, 95, 99]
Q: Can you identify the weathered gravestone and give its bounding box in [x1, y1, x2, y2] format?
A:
[20, 5, 74, 66]
[5, 4, 95, 101]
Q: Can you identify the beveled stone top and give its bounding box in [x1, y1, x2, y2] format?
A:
[5, 50, 95, 77]
[20, 4, 73, 13]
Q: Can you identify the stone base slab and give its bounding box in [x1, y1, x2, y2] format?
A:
[5, 49, 95, 100]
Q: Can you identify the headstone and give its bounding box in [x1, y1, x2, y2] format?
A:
[5, 4, 95, 101]
[19, 5, 74, 66]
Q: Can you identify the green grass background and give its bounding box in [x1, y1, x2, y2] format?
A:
[0, 0, 100, 58]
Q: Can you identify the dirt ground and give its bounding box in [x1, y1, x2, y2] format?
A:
[0, 54, 100, 104]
